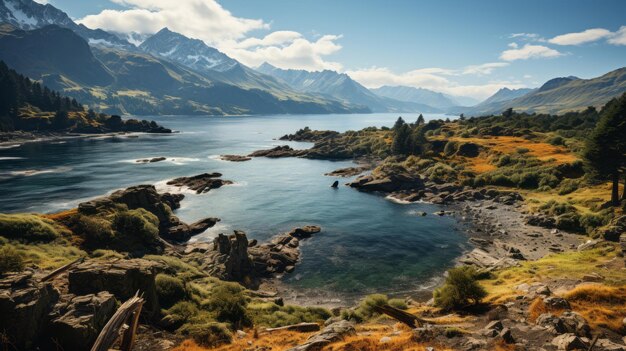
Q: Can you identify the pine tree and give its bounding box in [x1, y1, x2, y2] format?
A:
[392, 123, 411, 155]
[583, 93, 626, 206]
[392, 116, 406, 131]
[416, 114, 425, 126]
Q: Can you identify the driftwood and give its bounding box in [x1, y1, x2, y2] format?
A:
[266, 322, 321, 333]
[587, 335, 599, 351]
[40, 257, 85, 282]
[373, 304, 426, 328]
[91, 293, 145, 351]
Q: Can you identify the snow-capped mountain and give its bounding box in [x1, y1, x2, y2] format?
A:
[0, 0, 134, 49]
[257, 63, 442, 113]
[140, 28, 239, 73]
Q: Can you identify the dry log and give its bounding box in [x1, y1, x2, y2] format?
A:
[40, 257, 85, 282]
[90, 293, 145, 351]
[373, 304, 426, 328]
[266, 322, 321, 333]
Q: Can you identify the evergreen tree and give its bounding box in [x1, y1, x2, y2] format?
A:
[52, 110, 69, 129]
[392, 116, 406, 131]
[416, 114, 425, 126]
[583, 93, 626, 206]
[392, 123, 411, 155]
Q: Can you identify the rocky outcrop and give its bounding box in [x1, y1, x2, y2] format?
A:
[597, 215, 626, 242]
[136, 157, 167, 163]
[280, 129, 340, 142]
[249, 145, 307, 158]
[220, 155, 251, 162]
[459, 248, 518, 270]
[48, 292, 117, 350]
[551, 333, 588, 350]
[286, 320, 355, 351]
[68, 259, 161, 318]
[166, 173, 233, 194]
[348, 172, 423, 193]
[78, 184, 220, 243]
[325, 166, 369, 177]
[0, 272, 59, 350]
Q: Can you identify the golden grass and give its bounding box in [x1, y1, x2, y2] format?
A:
[564, 285, 626, 333]
[523, 182, 617, 214]
[42, 208, 78, 222]
[172, 329, 313, 351]
[482, 243, 625, 304]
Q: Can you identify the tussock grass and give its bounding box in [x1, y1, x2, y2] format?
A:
[565, 285, 626, 333]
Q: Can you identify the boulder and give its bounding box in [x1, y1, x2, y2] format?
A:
[551, 333, 588, 350]
[331, 180, 339, 188]
[595, 338, 626, 351]
[249, 145, 306, 158]
[166, 173, 233, 194]
[559, 311, 590, 337]
[525, 214, 556, 228]
[325, 166, 368, 177]
[48, 292, 117, 351]
[220, 155, 251, 162]
[0, 272, 59, 350]
[543, 297, 571, 310]
[68, 259, 161, 318]
[286, 320, 355, 351]
[289, 225, 322, 239]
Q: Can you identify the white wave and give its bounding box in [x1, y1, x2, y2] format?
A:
[8, 166, 72, 177]
[188, 222, 231, 243]
[153, 179, 198, 195]
[0, 157, 25, 161]
[122, 157, 200, 165]
[385, 195, 412, 204]
[0, 144, 21, 149]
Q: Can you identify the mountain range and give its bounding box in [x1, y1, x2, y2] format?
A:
[256, 63, 442, 113]
[460, 69, 626, 116]
[1, 0, 625, 117]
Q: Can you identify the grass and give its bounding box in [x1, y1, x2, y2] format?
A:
[0, 213, 68, 242]
[0, 238, 86, 270]
[171, 330, 313, 351]
[564, 285, 626, 333]
[481, 243, 625, 303]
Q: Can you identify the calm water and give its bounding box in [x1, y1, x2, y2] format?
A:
[0, 113, 468, 300]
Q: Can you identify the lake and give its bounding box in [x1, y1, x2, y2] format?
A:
[0, 113, 468, 302]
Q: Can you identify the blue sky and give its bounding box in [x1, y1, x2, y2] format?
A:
[46, 0, 626, 99]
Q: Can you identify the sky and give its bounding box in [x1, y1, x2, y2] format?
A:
[39, 0, 626, 100]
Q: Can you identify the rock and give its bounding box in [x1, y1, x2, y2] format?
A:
[220, 155, 251, 162]
[597, 215, 626, 242]
[379, 336, 391, 343]
[559, 312, 590, 337]
[160, 192, 185, 210]
[582, 272, 604, 282]
[48, 292, 117, 350]
[537, 313, 567, 334]
[166, 217, 220, 242]
[551, 334, 588, 350]
[219, 231, 255, 281]
[413, 324, 441, 341]
[325, 167, 368, 177]
[348, 173, 423, 193]
[249, 145, 306, 158]
[543, 297, 571, 310]
[485, 320, 504, 332]
[331, 180, 339, 188]
[68, 259, 161, 318]
[286, 320, 356, 351]
[526, 214, 556, 228]
[289, 226, 322, 239]
[577, 239, 603, 251]
[459, 248, 517, 269]
[136, 156, 167, 163]
[166, 173, 233, 194]
[499, 327, 515, 344]
[236, 330, 248, 339]
[596, 338, 626, 351]
[0, 272, 60, 350]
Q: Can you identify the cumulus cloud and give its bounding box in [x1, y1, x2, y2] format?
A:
[500, 44, 563, 61]
[549, 28, 613, 45]
[509, 33, 544, 41]
[607, 26, 626, 45]
[78, 0, 343, 71]
[346, 65, 523, 100]
[223, 34, 344, 71]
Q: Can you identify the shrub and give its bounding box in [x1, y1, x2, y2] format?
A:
[556, 213, 583, 232]
[0, 214, 61, 242]
[204, 283, 252, 329]
[248, 302, 331, 328]
[161, 301, 199, 329]
[71, 215, 114, 247]
[516, 147, 530, 154]
[434, 266, 487, 310]
[557, 179, 581, 195]
[178, 321, 232, 347]
[0, 245, 24, 274]
[156, 274, 187, 308]
[112, 209, 160, 245]
[549, 136, 565, 146]
[388, 298, 408, 310]
[443, 141, 458, 156]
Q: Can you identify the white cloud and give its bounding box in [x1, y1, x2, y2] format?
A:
[508, 42, 518, 49]
[500, 44, 563, 61]
[223, 34, 344, 71]
[549, 28, 613, 45]
[78, 0, 343, 71]
[346, 66, 524, 100]
[462, 62, 509, 75]
[608, 26, 626, 45]
[509, 33, 544, 41]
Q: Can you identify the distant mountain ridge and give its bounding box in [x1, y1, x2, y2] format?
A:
[462, 69, 626, 116]
[257, 63, 441, 113]
[370, 85, 459, 110]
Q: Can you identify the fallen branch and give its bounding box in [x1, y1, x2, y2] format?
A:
[266, 322, 321, 333]
[373, 304, 426, 328]
[40, 257, 85, 282]
[91, 293, 145, 351]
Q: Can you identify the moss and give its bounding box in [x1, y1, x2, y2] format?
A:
[143, 255, 204, 280]
[388, 298, 408, 310]
[0, 214, 64, 242]
[156, 274, 187, 308]
[0, 244, 24, 274]
[203, 283, 252, 329]
[70, 214, 114, 247]
[8, 241, 86, 270]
